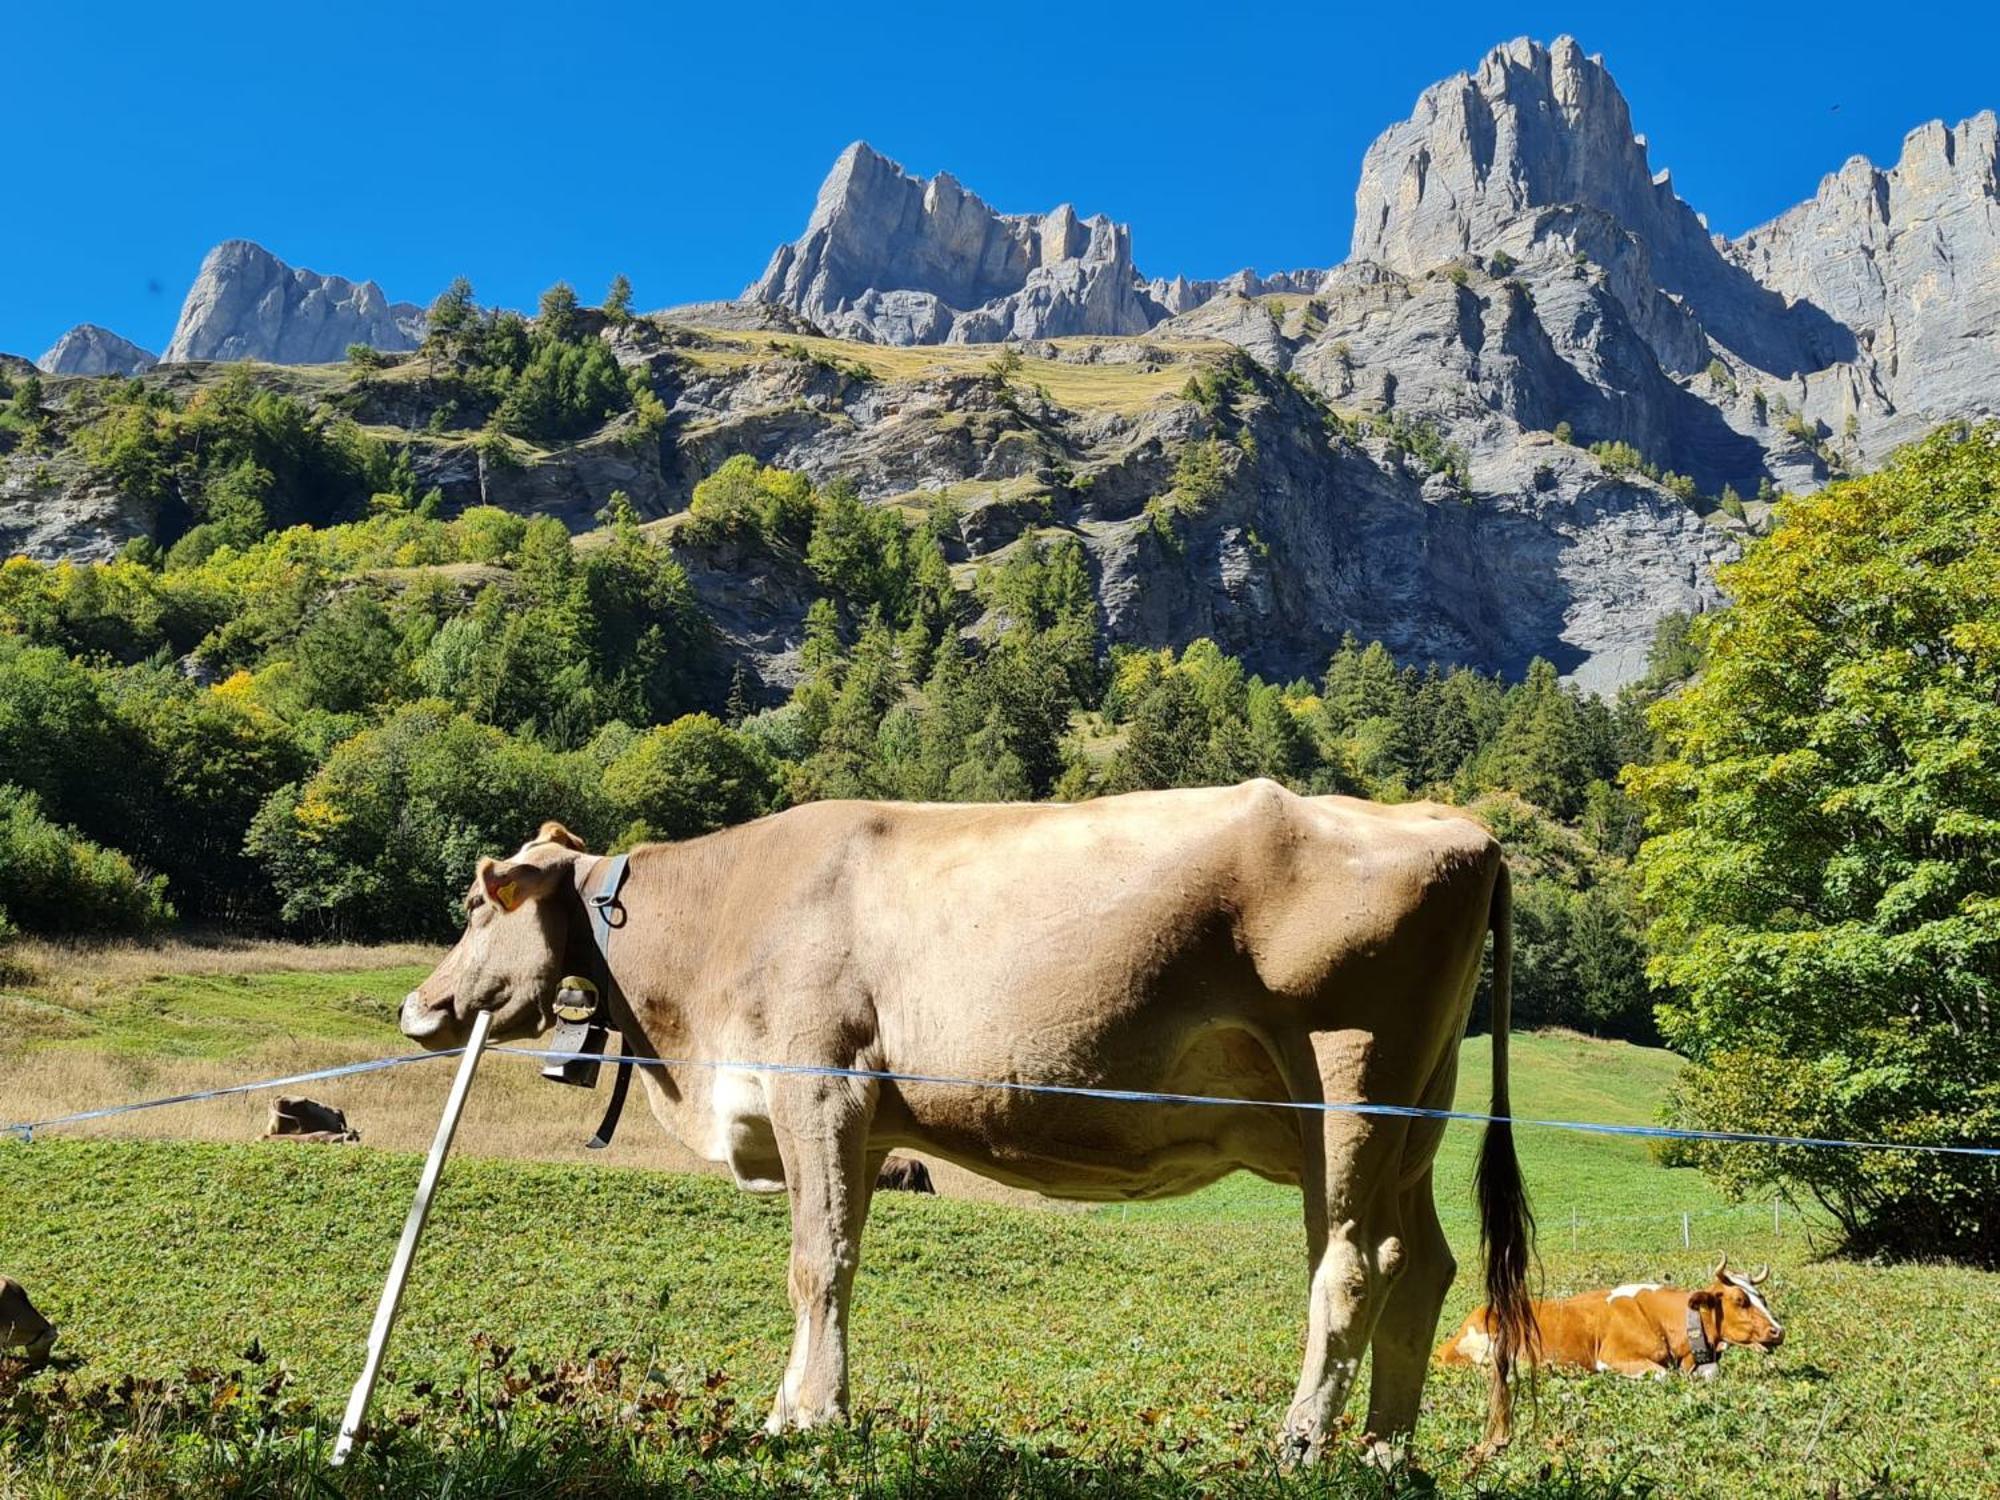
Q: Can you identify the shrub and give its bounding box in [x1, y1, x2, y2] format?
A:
[247, 701, 609, 939]
[0, 785, 172, 935]
[603, 713, 779, 843]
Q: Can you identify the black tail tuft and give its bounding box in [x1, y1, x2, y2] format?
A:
[1476, 860, 1537, 1448]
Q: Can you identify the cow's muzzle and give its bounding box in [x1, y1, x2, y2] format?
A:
[399, 989, 455, 1044]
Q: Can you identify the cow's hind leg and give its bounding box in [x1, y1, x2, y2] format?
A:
[1282, 1042, 1408, 1463]
[1363, 1168, 1454, 1457]
[765, 1073, 878, 1434]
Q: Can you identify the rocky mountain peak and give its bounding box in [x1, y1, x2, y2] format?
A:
[1350, 36, 1684, 274]
[162, 240, 425, 365]
[37, 323, 157, 377]
[745, 142, 1158, 344]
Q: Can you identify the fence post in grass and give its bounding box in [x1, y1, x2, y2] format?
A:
[1774, 1196, 1781, 1239]
[1571, 1206, 1578, 1252]
[330, 1006, 494, 1467]
[1681, 1211, 1690, 1249]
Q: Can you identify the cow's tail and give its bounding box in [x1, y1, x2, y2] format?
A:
[1476, 858, 1536, 1450]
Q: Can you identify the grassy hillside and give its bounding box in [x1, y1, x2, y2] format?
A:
[2, 945, 1994, 1496]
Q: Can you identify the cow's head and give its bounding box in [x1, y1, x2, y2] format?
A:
[399, 822, 595, 1048]
[1693, 1256, 1784, 1352]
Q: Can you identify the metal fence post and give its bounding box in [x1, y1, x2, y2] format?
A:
[1681, 1212, 1690, 1249]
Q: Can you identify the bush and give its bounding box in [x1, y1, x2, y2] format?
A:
[1629, 425, 2000, 1262]
[0, 785, 172, 935]
[604, 713, 779, 843]
[247, 702, 609, 939]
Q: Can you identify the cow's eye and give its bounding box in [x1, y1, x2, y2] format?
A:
[465, 892, 486, 914]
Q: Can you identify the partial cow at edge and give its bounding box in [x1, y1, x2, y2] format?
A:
[261, 1095, 359, 1144]
[396, 781, 1534, 1461]
[0, 1277, 56, 1364]
[1439, 1257, 1784, 1379]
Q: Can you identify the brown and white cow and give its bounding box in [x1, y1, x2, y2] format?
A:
[398, 783, 1534, 1458]
[0, 1277, 56, 1364]
[1437, 1257, 1784, 1380]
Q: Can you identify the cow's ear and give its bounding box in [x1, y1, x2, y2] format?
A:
[480, 858, 562, 913]
[1688, 1290, 1721, 1310]
[536, 821, 589, 852]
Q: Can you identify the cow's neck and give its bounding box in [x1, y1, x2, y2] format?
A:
[1682, 1300, 1721, 1371]
[573, 841, 728, 1058]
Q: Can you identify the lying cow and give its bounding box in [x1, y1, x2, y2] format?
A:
[1438, 1257, 1783, 1379]
[399, 784, 1534, 1458]
[262, 1095, 359, 1143]
[0, 1277, 56, 1363]
[876, 1155, 935, 1194]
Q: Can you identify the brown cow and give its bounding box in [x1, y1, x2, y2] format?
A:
[1437, 1257, 1784, 1380]
[262, 1095, 358, 1143]
[0, 1277, 55, 1363]
[875, 1155, 935, 1194]
[397, 784, 1533, 1459]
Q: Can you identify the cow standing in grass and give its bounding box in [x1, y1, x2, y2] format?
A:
[1438, 1257, 1784, 1379]
[398, 783, 1534, 1459]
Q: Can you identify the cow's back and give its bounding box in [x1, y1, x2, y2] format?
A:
[635, 782, 1498, 1200]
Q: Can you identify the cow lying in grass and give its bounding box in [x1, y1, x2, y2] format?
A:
[0, 1277, 56, 1364]
[1437, 1257, 1783, 1379]
[397, 785, 1535, 1460]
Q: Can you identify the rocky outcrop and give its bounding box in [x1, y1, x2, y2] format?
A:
[38, 324, 157, 377]
[1730, 111, 2000, 454]
[745, 143, 1162, 344]
[163, 240, 425, 364]
[1145, 268, 1329, 316]
[1349, 36, 1851, 381]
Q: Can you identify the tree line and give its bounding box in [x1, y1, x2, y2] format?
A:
[4, 341, 1994, 1259]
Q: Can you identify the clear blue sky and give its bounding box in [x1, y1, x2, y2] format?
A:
[6, 0, 1993, 360]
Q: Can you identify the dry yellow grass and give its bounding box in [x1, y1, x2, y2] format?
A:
[678, 330, 1225, 416]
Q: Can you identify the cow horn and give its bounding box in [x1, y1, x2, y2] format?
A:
[1749, 1264, 1770, 1285]
[1711, 1254, 1728, 1281]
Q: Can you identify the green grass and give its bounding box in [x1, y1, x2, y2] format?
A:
[17, 966, 432, 1059]
[0, 958, 1994, 1497]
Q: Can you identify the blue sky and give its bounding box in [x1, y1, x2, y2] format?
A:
[6, 0, 1993, 360]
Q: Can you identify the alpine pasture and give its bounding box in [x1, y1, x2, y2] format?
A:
[1, 944, 1992, 1498]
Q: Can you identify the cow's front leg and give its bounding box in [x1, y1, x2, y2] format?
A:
[765, 1075, 878, 1434]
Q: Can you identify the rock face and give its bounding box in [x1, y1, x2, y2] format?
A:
[14, 36, 2000, 701]
[163, 241, 425, 364]
[38, 324, 157, 377]
[745, 143, 1162, 344]
[1731, 111, 2000, 453]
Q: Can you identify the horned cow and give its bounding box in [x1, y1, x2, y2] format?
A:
[397, 783, 1534, 1460]
[1438, 1257, 1784, 1379]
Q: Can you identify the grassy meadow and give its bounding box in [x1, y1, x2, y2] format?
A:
[0, 941, 1994, 1497]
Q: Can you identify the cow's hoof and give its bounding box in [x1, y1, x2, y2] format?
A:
[1361, 1437, 1411, 1471]
[1277, 1428, 1318, 1470]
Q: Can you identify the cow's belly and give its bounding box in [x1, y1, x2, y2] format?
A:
[876, 1018, 1309, 1202]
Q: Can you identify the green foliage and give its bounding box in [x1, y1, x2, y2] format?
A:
[70, 369, 398, 547]
[1630, 426, 2000, 1261]
[604, 712, 778, 844]
[603, 273, 634, 325]
[247, 700, 609, 939]
[0, 784, 171, 935]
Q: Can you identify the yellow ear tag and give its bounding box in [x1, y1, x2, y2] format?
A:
[493, 879, 521, 911]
